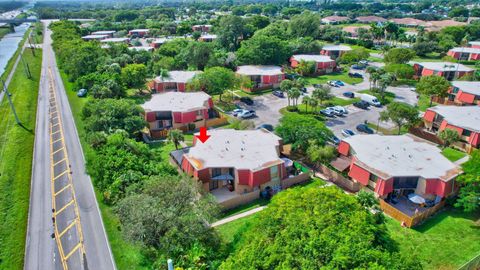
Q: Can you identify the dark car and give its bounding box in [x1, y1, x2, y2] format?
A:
[77, 88, 87, 97]
[356, 124, 375, 134]
[257, 124, 274, 132]
[353, 101, 370, 110]
[348, 72, 363, 78]
[272, 90, 284, 98]
[301, 87, 307, 93]
[343, 91, 355, 98]
[240, 97, 254, 106]
[285, 73, 299, 80]
[351, 64, 366, 70]
[330, 135, 341, 145]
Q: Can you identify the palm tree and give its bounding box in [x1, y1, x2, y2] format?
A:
[312, 85, 332, 105]
[309, 98, 318, 113]
[168, 129, 184, 150]
[302, 96, 311, 113]
[290, 88, 302, 107]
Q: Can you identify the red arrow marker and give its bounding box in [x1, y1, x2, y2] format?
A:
[195, 127, 211, 143]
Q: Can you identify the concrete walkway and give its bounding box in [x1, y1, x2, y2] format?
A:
[211, 206, 267, 227]
[455, 155, 470, 165]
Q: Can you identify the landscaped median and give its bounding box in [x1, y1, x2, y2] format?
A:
[0, 48, 42, 269]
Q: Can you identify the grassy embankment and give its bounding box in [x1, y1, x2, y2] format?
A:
[0, 48, 42, 270]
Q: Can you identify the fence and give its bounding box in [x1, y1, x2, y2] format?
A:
[458, 252, 480, 270]
[409, 127, 444, 145]
[281, 173, 311, 189]
[219, 190, 261, 210]
[379, 199, 446, 228]
[205, 116, 228, 128]
[317, 164, 361, 193]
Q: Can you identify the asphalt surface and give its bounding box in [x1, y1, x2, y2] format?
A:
[24, 21, 116, 270]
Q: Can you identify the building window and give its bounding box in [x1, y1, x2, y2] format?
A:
[212, 168, 221, 177]
[270, 166, 279, 181]
[369, 174, 378, 182]
[209, 180, 218, 191]
[462, 129, 472, 137]
[196, 110, 203, 116]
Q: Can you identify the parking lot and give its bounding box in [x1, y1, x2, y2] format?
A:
[236, 93, 289, 127]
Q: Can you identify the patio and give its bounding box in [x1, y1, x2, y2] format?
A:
[211, 186, 240, 203]
[386, 196, 429, 217]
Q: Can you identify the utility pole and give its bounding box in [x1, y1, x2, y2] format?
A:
[28, 35, 35, 57]
[20, 54, 32, 79]
[1, 79, 21, 125]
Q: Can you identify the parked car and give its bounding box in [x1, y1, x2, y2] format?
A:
[359, 60, 369, 66]
[326, 106, 343, 116]
[313, 84, 322, 88]
[272, 90, 284, 98]
[332, 106, 348, 115]
[301, 87, 307, 93]
[348, 72, 363, 78]
[232, 108, 244, 116]
[320, 108, 336, 117]
[351, 64, 366, 70]
[328, 80, 344, 87]
[330, 135, 341, 145]
[359, 93, 381, 107]
[77, 88, 87, 97]
[341, 129, 356, 137]
[240, 97, 254, 105]
[343, 91, 355, 98]
[353, 101, 370, 109]
[356, 124, 374, 134]
[238, 110, 256, 119]
[257, 124, 274, 132]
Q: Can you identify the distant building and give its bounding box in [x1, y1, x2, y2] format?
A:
[412, 62, 474, 80]
[448, 81, 480, 105]
[142, 92, 218, 138]
[192, 24, 212, 32]
[81, 34, 109, 41]
[468, 41, 480, 48]
[342, 25, 370, 38]
[320, 44, 352, 59]
[128, 46, 154, 52]
[150, 37, 171, 48]
[355, 16, 387, 24]
[91, 30, 116, 37]
[447, 47, 480, 61]
[100, 37, 130, 44]
[424, 20, 467, 32]
[321, 16, 349, 24]
[198, 34, 217, 42]
[290, 54, 336, 74]
[423, 105, 480, 152]
[389, 18, 425, 27]
[236, 65, 284, 92]
[151, 71, 201, 93]
[128, 29, 149, 38]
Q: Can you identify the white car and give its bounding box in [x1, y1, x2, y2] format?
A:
[238, 110, 256, 119]
[332, 106, 348, 115]
[232, 109, 244, 116]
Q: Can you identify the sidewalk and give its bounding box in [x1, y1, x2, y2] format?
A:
[211, 206, 267, 227]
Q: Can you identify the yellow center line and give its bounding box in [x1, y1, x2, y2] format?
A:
[64, 242, 82, 260]
[54, 184, 72, 197]
[54, 199, 74, 216]
[58, 219, 78, 238]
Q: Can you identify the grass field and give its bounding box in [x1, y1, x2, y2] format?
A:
[304, 70, 364, 86]
[0, 28, 11, 39]
[441, 147, 467, 162]
[0, 49, 41, 270]
[386, 209, 480, 270]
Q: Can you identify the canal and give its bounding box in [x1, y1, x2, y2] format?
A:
[0, 23, 30, 78]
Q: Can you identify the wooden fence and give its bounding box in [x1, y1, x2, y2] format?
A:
[379, 199, 446, 228]
[219, 190, 261, 210]
[281, 173, 311, 189]
[318, 164, 361, 193]
[205, 116, 228, 128]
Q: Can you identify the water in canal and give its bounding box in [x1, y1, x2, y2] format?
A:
[0, 23, 30, 78]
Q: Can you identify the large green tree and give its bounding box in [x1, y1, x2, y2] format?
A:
[216, 15, 245, 51]
[416, 75, 451, 106]
[121, 63, 148, 89]
[221, 187, 421, 269]
[236, 34, 291, 65]
[287, 11, 321, 38]
[380, 102, 420, 134]
[455, 150, 480, 212]
[187, 67, 238, 100]
[384, 48, 416, 64]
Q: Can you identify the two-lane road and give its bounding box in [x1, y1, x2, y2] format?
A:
[24, 20, 116, 270]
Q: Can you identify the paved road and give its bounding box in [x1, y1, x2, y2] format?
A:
[24, 21, 116, 270]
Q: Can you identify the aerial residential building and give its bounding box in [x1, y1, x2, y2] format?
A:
[412, 62, 474, 80]
[174, 129, 287, 206]
[290, 54, 336, 74]
[423, 105, 480, 152]
[389, 18, 425, 27]
[320, 44, 352, 59]
[447, 47, 480, 61]
[128, 29, 149, 37]
[355, 16, 387, 24]
[198, 34, 217, 42]
[150, 37, 171, 48]
[423, 20, 467, 32]
[337, 134, 461, 226]
[128, 46, 154, 52]
[448, 81, 480, 105]
[100, 37, 130, 44]
[321, 15, 349, 24]
[151, 70, 201, 93]
[236, 65, 285, 92]
[469, 41, 480, 48]
[192, 24, 212, 32]
[142, 91, 217, 138]
[81, 34, 109, 41]
[91, 30, 116, 37]
[342, 25, 370, 38]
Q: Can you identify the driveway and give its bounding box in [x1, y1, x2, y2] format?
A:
[387, 85, 418, 106]
[238, 93, 289, 127]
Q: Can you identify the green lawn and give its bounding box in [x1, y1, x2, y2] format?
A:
[303, 70, 364, 86]
[60, 69, 152, 270]
[0, 49, 41, 270]
[441, 147, 467, 162]
[0, 28, 11, 39]
[216, 213, 259, 247]
[386, 209, 480, 270]
[417, 94, 436, 112]
[220, 198, 270, 219]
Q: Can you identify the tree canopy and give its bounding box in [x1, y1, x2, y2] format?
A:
[455, 150, 480, 212]
[384, 48, 416, 64]
[236, 34, 291, 65]
[416, 76, 451, 106]
[380, 102, 420, 134]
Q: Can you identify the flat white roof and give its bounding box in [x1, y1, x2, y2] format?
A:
[292, 54, 334, 62]
[236, 65, 283, 76]
[451, 81, 480, 96]
[152, 37, 171, 44]
[469, 41, 480, 46]
[130, 29, 149, 32]
[345, 134, 460, 181]
[92, 30, 115, 35]
[154, 70, 201, 83]
[200, 34, 217, 39]
[449, 47, 480, 54]
[413, 62, 474, 72]
[428, 105, 480, 132]
[141, 92, 211, 112]
[322, 44, 352, 51]
[184, 129, 284, 171]
[100, 38, 129, 43]
[81, 34, 108, 40]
